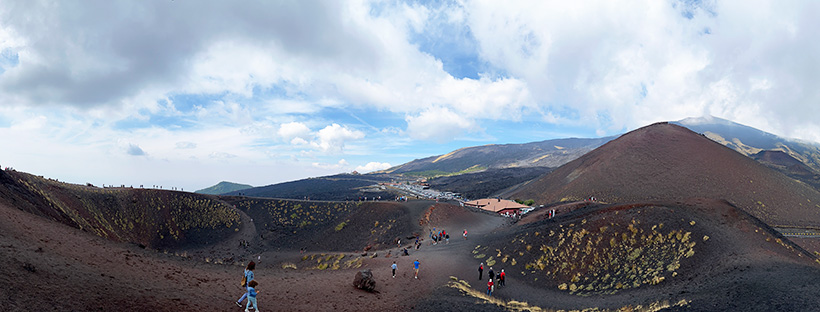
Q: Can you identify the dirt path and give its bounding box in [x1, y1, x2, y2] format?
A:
[180, 203, 260, 262]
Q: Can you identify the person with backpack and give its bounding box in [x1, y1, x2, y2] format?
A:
[236, 261, 256, 307]
[478, 262, 484, 280]
[487, 278, 494, 296]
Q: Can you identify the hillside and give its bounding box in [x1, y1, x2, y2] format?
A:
[225, 173, 396, 201]
[4, 163, 820, 310]
[428, 167, 552, 200]
[508, 122, 820, 228]
[752, 150, 820, 190]
[675, 116, 820, 172]
[0, 169, 240, 249]
[195, 181, 253, 195]
[381, 137, 615, 177]
[462, 198, 820, 311]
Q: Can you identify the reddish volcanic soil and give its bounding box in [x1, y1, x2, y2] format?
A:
[0, 198, 511, 312]
[5, 123, 820, 311]
[509, 123, 820, 228]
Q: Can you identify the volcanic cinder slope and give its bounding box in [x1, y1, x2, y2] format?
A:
[509, 122, 820, 228]
[5, 122, 820, 311]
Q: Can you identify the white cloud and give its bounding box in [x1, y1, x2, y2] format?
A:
[209, 152, 237, 159]
[405, 107, 477, 142]
[312, 124, 364, 153]
[176, 141, 197, 149]
[277, 122, 312, 143]
[1, 1, 820, 191]
[355, 162, 392, 173]
[312, 159, 349, 170]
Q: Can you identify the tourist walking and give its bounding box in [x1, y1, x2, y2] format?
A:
[392, 261, 397, 278]
[245, 280, 260, 312]
[487, 278, 494, 296]
[236, 261, 256, 307]
[478, 262, 484, 280]
[414, 259, 420, 279]
[499, 269, 505, 287]
[489, 267, 495, 281]
[463, 229, 467, 240]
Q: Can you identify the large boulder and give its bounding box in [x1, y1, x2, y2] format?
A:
[353, 269, 376, 292]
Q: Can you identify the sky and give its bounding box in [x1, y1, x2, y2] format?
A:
[1, 0, 819, 191]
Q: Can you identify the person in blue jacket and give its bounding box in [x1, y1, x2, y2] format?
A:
[414, 259, 420, 279]
[236, 261, 256, 307]
[245, 280, 260, 312]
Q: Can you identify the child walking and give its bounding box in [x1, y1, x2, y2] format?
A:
[245, 280, 260, 312]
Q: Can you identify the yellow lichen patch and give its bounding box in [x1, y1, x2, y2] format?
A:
[282, 263, 298, 269]
[447, 277, 690, 312]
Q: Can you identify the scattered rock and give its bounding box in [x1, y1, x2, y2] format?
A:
[23, 262, 36, 273]
[353, 269, 376, 292]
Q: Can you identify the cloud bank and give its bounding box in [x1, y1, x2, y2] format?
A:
[0, 0, 818, 189]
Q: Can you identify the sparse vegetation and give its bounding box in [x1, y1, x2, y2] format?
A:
[502, 216, 699, 296]
[447, 276, 691, 312]
[8, 172, 239, 247]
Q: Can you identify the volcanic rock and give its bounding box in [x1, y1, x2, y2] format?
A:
[353, 269, 376, 292]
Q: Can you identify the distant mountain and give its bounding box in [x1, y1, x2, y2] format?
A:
[428, 167, 553, 200]
[195, 181, 253, 195]
[379, 136, 616, 177]
[508, 122, 820, 228]
[675, 116, 820, 172]
[224, 173, 396, 201]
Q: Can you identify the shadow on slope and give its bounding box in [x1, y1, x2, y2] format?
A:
[221, 197, 444, 252]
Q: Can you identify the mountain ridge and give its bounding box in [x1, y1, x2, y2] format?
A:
[195, 181, 253, 195]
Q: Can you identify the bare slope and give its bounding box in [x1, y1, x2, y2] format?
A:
[0, 170, 240, 249]
[509, 123, 820, 227]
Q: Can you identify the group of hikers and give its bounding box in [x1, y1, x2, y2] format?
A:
[232, 224, 510, 309]
[429, 227, 468, 245]
[479, 262, 506, 296]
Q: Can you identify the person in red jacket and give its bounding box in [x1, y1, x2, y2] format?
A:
[478, 262, 484, 280]
[487, 278, 494, 296]
[498, 269, 506, 287]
